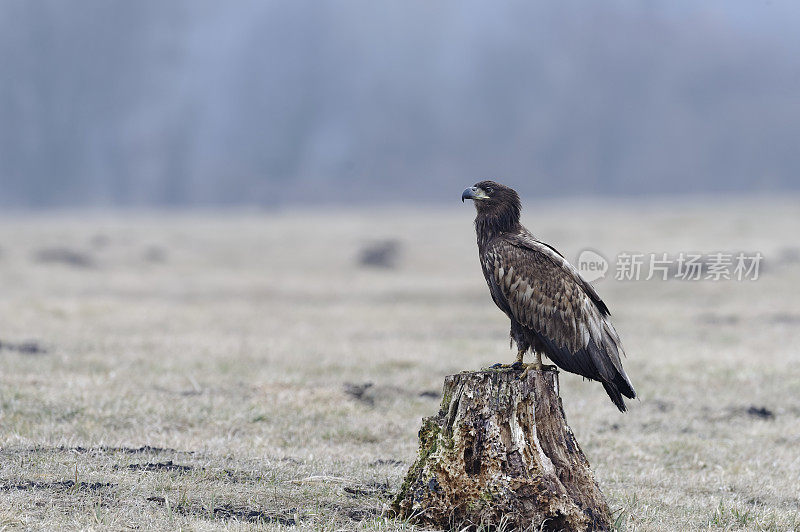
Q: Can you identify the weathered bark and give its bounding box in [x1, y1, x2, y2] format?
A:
[392, 369, 612, 531]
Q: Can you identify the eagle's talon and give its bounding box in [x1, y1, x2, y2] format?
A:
[511, 361, 524, 370]
[487, 362, 520, 370]
[519, 362, 559, 380]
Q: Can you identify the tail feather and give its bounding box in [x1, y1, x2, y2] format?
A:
[615, 371, 636, 399]
[602, 381, 628, 412]
[602, 370, 636, 412]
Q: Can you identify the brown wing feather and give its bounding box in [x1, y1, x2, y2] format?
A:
[482, 232, 636, 408]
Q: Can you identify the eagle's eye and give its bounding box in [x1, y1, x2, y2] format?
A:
[485, 186, 493, 194]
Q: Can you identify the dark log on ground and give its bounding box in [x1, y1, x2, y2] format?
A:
[392, 369, 612, 531]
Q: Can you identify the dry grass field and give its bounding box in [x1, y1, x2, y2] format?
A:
[1, 198, 799, 531]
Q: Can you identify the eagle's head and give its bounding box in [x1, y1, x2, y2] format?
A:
[461, 180, 521, 222]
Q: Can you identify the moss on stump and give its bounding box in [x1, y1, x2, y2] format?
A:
[392, 369, 612, 531]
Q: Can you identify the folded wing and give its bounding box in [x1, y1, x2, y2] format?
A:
[482, 233, 636, 410]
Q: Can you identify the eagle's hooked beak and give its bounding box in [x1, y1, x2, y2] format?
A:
[462, 186, 489, 203]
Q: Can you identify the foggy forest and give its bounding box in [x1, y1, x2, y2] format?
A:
[2, 1, 800, 207]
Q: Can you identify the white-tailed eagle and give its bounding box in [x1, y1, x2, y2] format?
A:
[462, 180, 636, 411]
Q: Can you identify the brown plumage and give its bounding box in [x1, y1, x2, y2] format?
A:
[462, 180, 636, 411]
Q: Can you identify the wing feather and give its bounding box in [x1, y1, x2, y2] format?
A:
[483, 233, 636, 409]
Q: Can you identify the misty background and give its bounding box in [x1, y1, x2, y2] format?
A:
[2, 0, 800, 208]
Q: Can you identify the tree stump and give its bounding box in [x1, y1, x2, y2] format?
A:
[392, 369, 612, 531]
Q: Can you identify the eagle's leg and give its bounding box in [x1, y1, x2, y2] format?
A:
[490, 348, 525, 370]
[490, 327, 528, 370]
[519, 352, 558, 379]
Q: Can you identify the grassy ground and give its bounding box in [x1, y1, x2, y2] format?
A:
[1, 198, 799, 531]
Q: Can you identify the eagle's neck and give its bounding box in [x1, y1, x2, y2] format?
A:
[475, 208, 520, 250]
